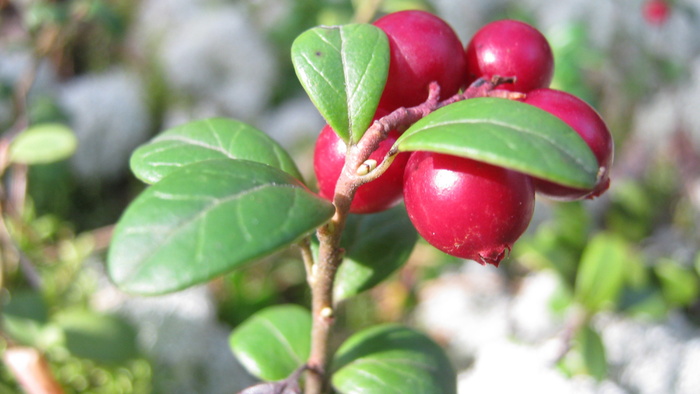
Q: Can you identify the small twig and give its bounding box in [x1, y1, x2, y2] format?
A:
[3, 346, 64, 394]
[239, 364, 309, 394]
[355, 76, 522, 185]
[553, 310, 587, 365]
[298, 237, 316, 286]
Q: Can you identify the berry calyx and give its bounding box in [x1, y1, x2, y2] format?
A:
[522, 88, 614, 200]
[403, 152, 535, 266]
[465, 19, 554, 93]
[314, 123, 410, 214]
[374, 10, 466, 110]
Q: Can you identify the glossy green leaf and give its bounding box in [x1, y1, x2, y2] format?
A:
[396, 98, 598, 189]
[107, 159, 335, 295]
[332, 324, 456, 394]
[130, 118, 303, 184]
[577, 324, 607, 381]
[333, 205, 418, 301]
[575, 233, 628, 311]
[229, 305, 311, 381]
[9, 123, 77, 164]
[292, 24, 389, 143]
[54, 309, 138, 364]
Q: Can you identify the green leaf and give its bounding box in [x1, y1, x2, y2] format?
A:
[575, 233, 628, 312]
[655, 259, 700, 307]
[292, 24, 389, 144]
[9, 123, 77, 164]
[396, 98, 599, 189]
[577, 324, 607, 381]
[107, 159, 335, 295]
[332, 324, 456, 394]
[1, 291, 49, 348]
[229, 305, 311, 381]
[333, 205, 418, 301]
[54, 309, 138, 364]
[130, 118, 303, 184]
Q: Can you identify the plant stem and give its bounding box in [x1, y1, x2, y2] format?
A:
[303, 77, 519, 393]
[305, 157, 359, 394]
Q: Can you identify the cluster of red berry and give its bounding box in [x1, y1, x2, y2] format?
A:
[313, 10, 613, 266]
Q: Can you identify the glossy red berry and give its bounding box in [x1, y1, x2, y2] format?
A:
[403, 152, 535, 266]
[643, 0, 670, 26]
[465, 19, 554, 93]
[374, 10, 466, 110]
[523, 88, 613, 200]
[314, 124, 410, 214]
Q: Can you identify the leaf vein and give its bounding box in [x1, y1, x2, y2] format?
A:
[300, 52, 342, 97]
[119, 183, 301, 283]
[151, 135, 236, 159]
[312, 29, 341, 53]
[412, 119, 593, 173]
[258, 317, 302, 365]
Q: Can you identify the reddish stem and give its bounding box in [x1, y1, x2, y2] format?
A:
[304, 76, 517, 393]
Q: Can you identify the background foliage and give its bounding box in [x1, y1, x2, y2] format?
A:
[1, 0, 699, 393]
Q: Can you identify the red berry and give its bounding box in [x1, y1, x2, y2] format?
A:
[314, 124, 410, 214]
[374, 10, 466, 110]
[403, 152, 535, 266]
[465, 19, 554, 93]
[643, 0, 670, 26]
[522, 88, 613, 200]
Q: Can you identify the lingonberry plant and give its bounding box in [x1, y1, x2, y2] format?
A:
[107, 11, 611, 394]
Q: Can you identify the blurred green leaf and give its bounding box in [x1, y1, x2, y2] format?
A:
[291, 24, 389, 144]
[229, 305, 311, 381]
[332, 324, 456, 394]
[54, 309, 138, 364]
[108, 160, 335, 295]
[620, 288, 668, 320]
[575, 233, 628, 312]
[380, 0, 433, 13]
[558, 323, 608, 381]
[130, 118, 303, 184]
[25, 2, 68, 30]
[606, 180, 656, 241]
[549, 279, 575, 315]
[330, 205, 418, 301]
[578, 324, 607, 381]
[2, 291, 49, 348]
[551, 202, 591, 250]
[548, 22, 601, 105]
[2, 291, 48, 322]
[655, 259, 700, 307]
[396, 98, 598, 189]
[514, 226, 579, 286]
[9, 123, 77, 165]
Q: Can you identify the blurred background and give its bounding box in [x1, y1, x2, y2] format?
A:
[1, 0, 699, 392]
